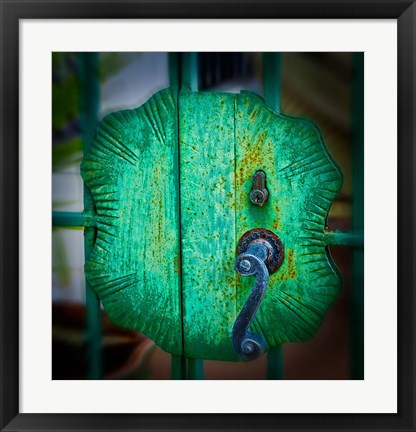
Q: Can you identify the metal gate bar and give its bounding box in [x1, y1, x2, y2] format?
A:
[168, 53, 187, 380]
[171, 354, 186, 380]
[52, 211, 84, 227]
[168, 52, 204, 380]
[263, 52, 284, 380]
[77, 53, 102, 380]
[52, 54, 103, 379]
[52, 52, 365, 381]
[350, 52, 364, 379]
[181, 52, 204, 380]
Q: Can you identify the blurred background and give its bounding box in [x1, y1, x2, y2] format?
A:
[52, 52, 363, 380]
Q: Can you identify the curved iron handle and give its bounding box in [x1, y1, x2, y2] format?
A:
[232, 242, 269, 361]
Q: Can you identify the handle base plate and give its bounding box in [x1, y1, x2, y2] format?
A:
[237, 228, 284, 275]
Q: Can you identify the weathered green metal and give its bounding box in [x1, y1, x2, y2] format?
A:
[81, 88, 183, 356]
[82, 88, 342, 362]
[180, 91, 237, 361]
[263, 52, 284, 380]
[180, 53, 205, 379]
[235, 91, 342, 353]
[51, 211, 362, 248]
[78, 52, 102, 379]
[168, 52, 187, 378]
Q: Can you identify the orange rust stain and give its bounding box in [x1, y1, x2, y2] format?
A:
[237, 131, 272, 181]
[276, 267, 286, 282]
[174, 254, 181, 275]
[286, 249, 296, 279]
[257, 131, 267, 147]
[272, 203, 280, 230]
[238, 144, 262, 177]
[275, 249, 296, 282]
[226, 275, 235, 285]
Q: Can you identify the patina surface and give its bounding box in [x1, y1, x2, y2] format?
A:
[179, 92, 237, 360]
[81, 89, 183, 356]
[82, 88, 342, 361]
[235, 92, 343, 352]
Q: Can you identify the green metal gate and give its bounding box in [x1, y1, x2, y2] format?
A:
[52, 52, 364, 380]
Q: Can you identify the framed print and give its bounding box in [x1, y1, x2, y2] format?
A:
[1, 1, 415, 431]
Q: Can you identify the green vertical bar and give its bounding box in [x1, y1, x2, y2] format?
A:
[263, 52, 281, 114]
[52, 211, 84, 228]
[52, 211, 96, 228]
[78, 52, 102, 380]
[181, 53, 205, 379]
[169, 52, 187, 379]
[187, 359, 204, 380]
[171, 355, 186, 380]
[350, 53, 364, 380]
[182, 52, 198, 92]
[263, 52, 284, 380]
[168, 52, 180, 90]
[267, 347, 283, 380]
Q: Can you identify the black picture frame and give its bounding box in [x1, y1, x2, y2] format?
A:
[1, 1, 415, 431]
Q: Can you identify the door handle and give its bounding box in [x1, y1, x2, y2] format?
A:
[232, 229, 284, 361]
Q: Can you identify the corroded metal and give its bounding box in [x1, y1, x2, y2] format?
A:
[237, 228, 284, 275]
[233, 242, 269, 361]
[81, 89, 183, 357]
[82, 89, 343, 362]
[249, 170, 269, 206]
[233, 230, 284, 361]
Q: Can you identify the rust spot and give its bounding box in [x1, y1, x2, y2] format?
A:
[237, 228, 284, 275]
[286, 249, 296, 279]
[250, 110, 258, 120]
[272, 203, 280, 230]
[226, 275, 235, 285]
[275, 248, 296, 282]
[237, 133, 272, 181]
[174, 254, 181, 275]
[257, 131, 267, 147]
